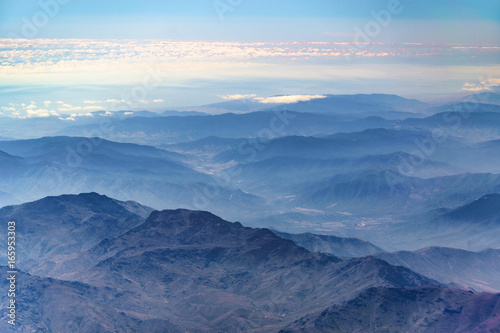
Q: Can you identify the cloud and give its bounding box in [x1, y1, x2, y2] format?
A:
[69, 113, 93, 118]
[84, 99, 127, 104]
[254, 94, 327, 104]
[58, 104, 105, 112]
[26, 109, 60, 117]
[3, 39, 496, 88]
[220, 94, 257, 100]
[153, 99, 164, 103]
[462, 78, 500, 92]
[218, 93, 328, 104]
[26, 102, 37, 110]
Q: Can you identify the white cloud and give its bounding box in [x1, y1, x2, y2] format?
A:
[153, 99, 164, 103]
[69, 113, 93, 118]
[254, 94, 327, 104]
[58, 104, 105, 112]
[26, 109, 60, 117]
[84, 99, 127, 104]
[462, 78, 500, 92]
[220, 94, 257, 100]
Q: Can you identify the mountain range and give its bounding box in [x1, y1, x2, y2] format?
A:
[1, 92, 500, 331]
[1, 193, 475, 332]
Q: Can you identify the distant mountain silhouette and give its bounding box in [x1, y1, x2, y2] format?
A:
[442, 194, 500, 224]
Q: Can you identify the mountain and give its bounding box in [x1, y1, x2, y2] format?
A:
[428, 102, 500, 114]
[164, 136, 247, 159]
[293, 171, 500, 217]
[161, 110, 208, 116]
[442, 194, 500, 224]
[214, 128, 441, 164]
[220, 152, 458, 197]
[0, 195, 446, 332]
[175, 94, 427, 119]
[271, 230, 385, 258]
[281, 286, 500, 333]
[375, 247, 500, 293]
[59, 209, 439, 331]
[0, 136, 267, 219]
[464, 92, 500, 105]
[267, 94, 428, 119]
[402, 112, 500, 137]
[370, 192, 500, 252]
[197, 98, 280, 113]
[55, 111, 396, 146]
[56, 111, 343, 145]
[4, 194, 500, 332]
[0, 267, 182, 332]
[0, 192, 152, 275]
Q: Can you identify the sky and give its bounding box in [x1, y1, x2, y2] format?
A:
[0, 0, 499, 117]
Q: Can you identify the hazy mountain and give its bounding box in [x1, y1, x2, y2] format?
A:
[375, 247, 500, 293]
[0, 137, 268, 219]
[220, 152, 458, 197]
[267, 94, 428, 119]
[464, 92, 500, 105]
[161, 110, 208, 116]
[56, 111, 343, 145]
[214, 128, 443, 164]
[55, 111, 397, 146]
[442, 194, 500, 224]
[402, 112, 500, 138]
[281, 287, 500, 333]
[164, 136, 248, 158]
[197, 98, 280, 113]
[372, 193, 500, 252]
[271, 230, 385, 258]
[175, 94, 427, 119]
[293, 171, 500, 217]
[428, 102, 500, 114]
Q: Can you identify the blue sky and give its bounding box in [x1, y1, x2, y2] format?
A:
[1, 0, 499, 42]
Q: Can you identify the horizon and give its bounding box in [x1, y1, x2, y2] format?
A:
[1, 1, 499, 117]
